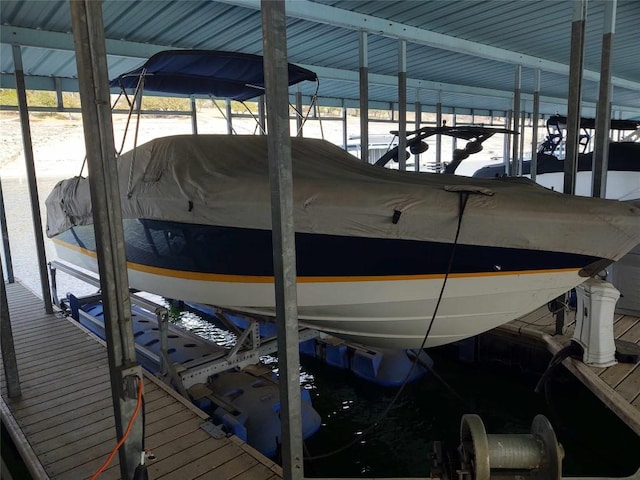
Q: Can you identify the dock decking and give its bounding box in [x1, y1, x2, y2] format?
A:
[1, 281, 283, 480]
[498, 303, 640, 437]
[3, 279, 639, 478]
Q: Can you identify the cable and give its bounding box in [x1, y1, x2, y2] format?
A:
[534, 341, 583, 394]
[406, 350, 471, 408]
[90, 376, 145, 480]
[305, 192, 471, 461]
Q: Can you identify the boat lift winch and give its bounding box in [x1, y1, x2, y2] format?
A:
[431, 414, 640, 480]
[456, 414, 563, 479]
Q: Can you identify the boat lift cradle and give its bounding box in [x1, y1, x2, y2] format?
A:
[48, 260, 320, 395]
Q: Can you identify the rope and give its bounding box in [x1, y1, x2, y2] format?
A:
[305, 191, 471, 461]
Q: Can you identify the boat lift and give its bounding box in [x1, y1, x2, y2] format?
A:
[49, 260, 320, 394]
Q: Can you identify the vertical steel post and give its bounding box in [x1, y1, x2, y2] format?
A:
[0, 178, 14, 284]
[69, 2, 144, 478]
[259, 96, 266, 134]
[342, 100, 348, 154]
[519, 110, 526, 175]
[261, 1, 303, 478]
[1, 259, 21, 398]
[436, 91, 442, 173]
[592, 0, 616, 199]
[11, 45, 53, 314]
[55, 77, 64, 111]
[530, 69, 541, 182]
[226, 98, 233, 134]
[503, 110, 512, 175]
[510, 65, 522, 176]
[359, 31, 369, 163]
[190, 97, 198, 134]
[414, 97, 421, 172]
[452, 107, 457, 152]
[296, 90, 303, 137]
[397, 39, 407, 170]
[564, 0, 588, 195]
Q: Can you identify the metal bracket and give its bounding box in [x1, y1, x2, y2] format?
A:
[155, 307, 190, 399]
[226, 318, 260, 363]
[200, 419, 227, 439]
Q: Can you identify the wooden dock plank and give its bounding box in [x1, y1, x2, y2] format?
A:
[196, 451, 260, 480]
[156, 441, 239, 479]
[102, 428, 227, 479]
[612, 315, 640, 339]
[10, 378, 113, 416]
[1, 357, 108, 389]
[1, 281, 282, 480]
[497, 300, 640, 438]
[35, 415, 117, 456]
[22, 395, 113, 436]
[615, 363, 640, 403]
[230, 462, 281, 480]
[598, 314, 640, 385]
[11, 383, 112, 427]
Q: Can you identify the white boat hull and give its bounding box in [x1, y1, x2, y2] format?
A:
[531, 171, 640, 201]
[54, 239, 585, 348]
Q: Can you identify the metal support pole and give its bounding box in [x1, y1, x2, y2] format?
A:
[190, 97, 198, 134]
[397, 39, 407, 170]
[503, 110, 512, 175]
[258, 96, 266, 134]
[530, 69, 541, 182]
[1, 259, 21, 398]
[519, 110, 526, 175]
[55, 77, 64, 111]
[592, 0, 616, 199]
[11, 45, 53, 314]
[0, 178, 14, 284]
[69, 2, 144, 479]
[226, 98, 233, 135]
[510, 65, 522, 176]
[296, 90, 303, 137]
[414, 98, 421, 172]
[452, 107, 457, 152]
[359, 31, 369, 163]
[261, 1, 304, 478]
[342, 100, 348, 154]
[436, 91, 442, 173]
[564, 0, 588, 195]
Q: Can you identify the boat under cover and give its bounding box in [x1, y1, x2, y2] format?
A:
[473, 115, 640, 201]
[46, 134, 640, 348]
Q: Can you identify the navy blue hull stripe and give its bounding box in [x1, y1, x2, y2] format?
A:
[56, 219, 601, 277]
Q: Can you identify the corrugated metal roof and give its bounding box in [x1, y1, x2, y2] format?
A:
[1, 0, 639, 119]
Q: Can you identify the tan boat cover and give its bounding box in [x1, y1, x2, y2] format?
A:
[46, 135, 640, 261]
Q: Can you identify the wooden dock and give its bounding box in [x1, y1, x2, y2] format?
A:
[4, 278, 638, 479]
[1, 281, 283, 480]
[498, 303, 640, 437]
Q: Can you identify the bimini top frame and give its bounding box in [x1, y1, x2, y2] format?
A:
[109, 49, 318, 100]
[102, 49, 321, 193]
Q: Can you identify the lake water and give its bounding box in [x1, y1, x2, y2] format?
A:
[2, 172, 639, 478]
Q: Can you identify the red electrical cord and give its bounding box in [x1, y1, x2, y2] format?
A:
[91, 376, 144, 480]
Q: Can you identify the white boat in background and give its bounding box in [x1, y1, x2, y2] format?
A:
[44, 51, 640, 349]
[473, 115, 640, 201]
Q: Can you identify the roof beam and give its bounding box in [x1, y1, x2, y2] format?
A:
[1, 25, 163, 60]
[216, 0, 640, 92]
[0, 26, 518, 101]
[3, 27, 639, 117]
